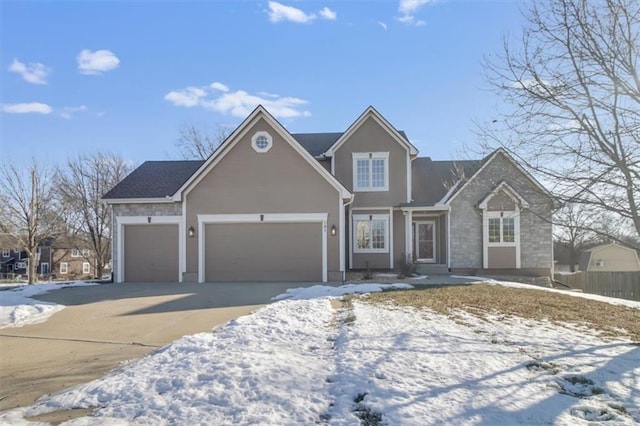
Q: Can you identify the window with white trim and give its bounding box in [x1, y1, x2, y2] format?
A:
[251, 131, 273, 153]
[353, 214, 389, 253]
[71, 248, 81, 257]
[83, 262, 91, 274]
[487, 212, 517, 245]
[60, 262, 68, 274]
[352, 153, 389, 191]
[82, 248, 90, 257]
[2, 249, 9, 257]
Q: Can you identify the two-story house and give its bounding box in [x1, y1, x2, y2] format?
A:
[0, 234, 28, 277]
[45, 236, 97, 280]
[103, 106, 554, 283]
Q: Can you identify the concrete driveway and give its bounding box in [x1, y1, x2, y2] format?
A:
[0, 281, 309, 412]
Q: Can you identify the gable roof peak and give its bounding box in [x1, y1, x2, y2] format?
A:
[324, 105, 418, 157]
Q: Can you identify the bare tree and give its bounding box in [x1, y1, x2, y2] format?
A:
[176, 123, 231, 160]
[479, 0, 640, 246]
[554, 203, 595, 271]
[56, 152, 132, 279]
[0, 161, 61, 284]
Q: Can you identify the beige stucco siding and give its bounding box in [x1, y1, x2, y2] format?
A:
[488, 246, 517, 269]
[334, 117, 409, 207]
[205, 223, 322, 281]
[393, 210, 406, 268]
[185, 117, 341, 280]
[586, 245, 640, 272]
[123, 224, 178, 282]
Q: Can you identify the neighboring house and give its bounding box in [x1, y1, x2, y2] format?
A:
[102, 106, 555, 283]
[0, 234, 28, 276]
[579, 243, 640, 272]
[44, 237, 97, 280]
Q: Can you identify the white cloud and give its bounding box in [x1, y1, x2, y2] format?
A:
[399, 0, 432, 15]
[164, 86, 208, 107]
[396, 15, 425, 26]
[378, 21, 388, 31]
[397, 0, 432, 26]
[319, 7, 337, 20]
[8, 59, 50, 84]
[165, 82, 311, 119]
[210, 82, 229, 92]
[268, 1, 315, 23]
[2, 102, 52, 114]
[60, 105, 88, 119]
[77, 49, 120, 75]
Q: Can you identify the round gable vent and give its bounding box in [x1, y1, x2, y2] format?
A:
[251, 131, 273, 153]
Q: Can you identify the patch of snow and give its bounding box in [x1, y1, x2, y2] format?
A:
[0, 281, 98, 328]
[409, 275, 428, 280]
[3, 296, 637, 425]
[272, 283, 413, 301]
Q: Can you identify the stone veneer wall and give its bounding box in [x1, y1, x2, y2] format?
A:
[449, 153, 554, 274]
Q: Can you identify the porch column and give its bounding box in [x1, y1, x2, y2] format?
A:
[403, 210, 413, 262]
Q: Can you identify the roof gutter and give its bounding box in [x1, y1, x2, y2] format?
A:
[101, 196, 176, 204]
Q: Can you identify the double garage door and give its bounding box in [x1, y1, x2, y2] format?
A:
[204, 222, 322, 282]
[122, 222, 322, 282]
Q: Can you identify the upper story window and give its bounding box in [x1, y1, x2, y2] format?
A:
[2, 249, 9, 257]
[71, 248, 81, 257]
[352, 152, 389, 192]
[251, 131, 273, 153]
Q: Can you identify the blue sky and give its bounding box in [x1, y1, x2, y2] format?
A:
[1, 0, 524, 167]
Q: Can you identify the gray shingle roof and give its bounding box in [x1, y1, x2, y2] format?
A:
[292, 131, 409, 157]
[407, 158, 482, 206]
[102, 160, 204, 199]
[292, 133, 342, 157]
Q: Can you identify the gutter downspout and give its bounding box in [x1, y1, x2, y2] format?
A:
[342, 194, 355, 283]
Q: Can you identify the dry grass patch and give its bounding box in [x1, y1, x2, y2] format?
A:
[357, 284, 640, 341]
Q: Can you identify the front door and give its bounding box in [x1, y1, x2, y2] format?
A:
[414, 221, 436, 262]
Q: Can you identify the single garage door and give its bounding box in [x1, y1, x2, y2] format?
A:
[205, 222, 322, 282]
[124, 224, 179, 282]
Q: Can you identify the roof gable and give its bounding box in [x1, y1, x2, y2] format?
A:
[444, 148, 553, 206]
[478, 181, 530, 209]
[324, 106, 418, 157]
[178, 105, 352, 200]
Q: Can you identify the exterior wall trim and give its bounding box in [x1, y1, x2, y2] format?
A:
[104, 197, 175, 204]
[481, 208, 521, 269]
[115, 215, 183, 283]
[197, 213, 328, 283]
[400, 206, 450, 212]
[478, 181, 530, 209]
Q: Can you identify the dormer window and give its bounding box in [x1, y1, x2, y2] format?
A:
[352, 152, 389, 191]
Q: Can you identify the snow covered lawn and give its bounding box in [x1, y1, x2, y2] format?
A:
[0, 282, 98, 329]
[1, 282, 638, 425]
